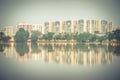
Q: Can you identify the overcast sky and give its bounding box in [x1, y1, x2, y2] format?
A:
[0, 0, 120, 27]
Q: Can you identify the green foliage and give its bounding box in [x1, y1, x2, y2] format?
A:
[42, 32, 54, 41]
[15, 28, 29, 42]
[15, 43, 29, 56]
[76, 33, 92, 42]
[0, 32, 5, 41]
[108, 32, 114, 41]
[72, 32, 78, 40]
[31, 31, 41, 42]
[76, 33, 108, 42]
[41, 32, 109, 43]
[3, 36, 11, 42]
[108, 29, 120, 42]
[54, 34, 62, 40]
[108, 45, 120, 56]
[113, 29, 120, 42]
[98, 35, 107, 42]
[0, 32, 11, 42]
[64, 33, 71, 41]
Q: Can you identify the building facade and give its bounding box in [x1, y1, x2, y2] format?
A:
[17, 22, 33, 36]
[43, 19, 113, 35]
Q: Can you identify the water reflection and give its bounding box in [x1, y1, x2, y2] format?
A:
[108, 45, 120, 56]
[0, 44, 5, 52]
[31, 42, 41, 53]
[2, 43, 120, 65]
[15, 43, 29, 56]
[0, 44, 10, 52]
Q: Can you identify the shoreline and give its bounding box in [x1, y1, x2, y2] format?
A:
[1, 41, 120, 46]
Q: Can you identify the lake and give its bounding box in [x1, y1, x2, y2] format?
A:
[0, 43, 120, 80]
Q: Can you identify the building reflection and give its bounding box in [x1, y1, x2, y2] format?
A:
[3, 43, 113, 65]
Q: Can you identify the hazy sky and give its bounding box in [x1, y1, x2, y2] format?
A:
[0, 0, 120, 27]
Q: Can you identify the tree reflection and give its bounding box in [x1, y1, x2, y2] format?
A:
[31, 42, 41, 53]
[0, 44, 5, 52]
[76, 44, 90, 52]
[113, 46, 120, 56]
[15, 43, 29, 56]
[10, 43, 113, 64]
[44, 44, 54, 52]
[0, 44, 10, 52]
[108, 45, 120, 56]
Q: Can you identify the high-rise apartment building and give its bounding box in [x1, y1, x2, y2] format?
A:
[96, 20, 102, 33]
[43, 19, 113, 35]
[44, 22, 49, 34]
[77, 19, 84, 34]
[101, 20, 107, 34]
[54, 21, 60, 34]
[60, 21, 66, 33]
[71, 20, 77, 33]
[107, 22, 113, 32]
[17, 22, 33, 36]
[65, 20, 72, 34]
[32, 24, 42, 32]
[91, 20, 96, 34]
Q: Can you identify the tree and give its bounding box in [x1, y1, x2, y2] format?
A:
[42, 32, 54, 41]
[31, 31, 41, 42]
[14, 28, 29, 42]
[64, 33, 71, 41]
[108, 32, 114, 41]
[113, 29, 120, 42]
[47, 32, 54, 41]
[0, 32, 11, 42]
[76, 33, 90, 42]
[97, 35, 108, 42]
[54, 33, 62, 41]
[0, 32, 5, 41]
[108, 29, 120, 43]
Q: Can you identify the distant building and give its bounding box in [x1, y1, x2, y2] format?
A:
[49, 22, 54, 33]
[96, 20, 102, 33]
[32, 24, 42, 33]
[60, 21, 66, 33]
[107, 22, 113, 32]
[65, 20, 72, 34]
[44, 22, 49, 34]
[71, 20, 77, 33]
[4, 26, 16, 36]
[77, 19, 84, 34]
[91, 20, 96, 34]
[43, 19, 113, 35]
[86, 20, 91, 33]
[101, 20, 107, 34]
[17, 22, 44, 38]
[2, 26, 16, 41]
[0, 19, 115, 42]
[54, 21, 60, 34]
[17, 22, 32, 36]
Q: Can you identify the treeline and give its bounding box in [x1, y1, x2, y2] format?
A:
[1, 28, 120, 43]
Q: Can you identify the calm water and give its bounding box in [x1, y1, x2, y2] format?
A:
[0, 43, 120, 80]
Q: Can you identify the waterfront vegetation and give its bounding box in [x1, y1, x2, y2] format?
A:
[0, 32, 11, 43]
[14, 28, 29, 42]
[1, 28, 120, 44]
